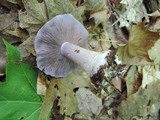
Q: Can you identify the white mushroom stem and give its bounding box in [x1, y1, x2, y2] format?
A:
[61, 42, 111, 76]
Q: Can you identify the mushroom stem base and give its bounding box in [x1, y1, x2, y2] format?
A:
[61, 42, 110, 76]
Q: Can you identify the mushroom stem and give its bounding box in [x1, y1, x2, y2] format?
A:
[61, 42, 111, 76]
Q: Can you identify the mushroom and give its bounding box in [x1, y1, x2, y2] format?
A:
[34, 14, 111, 77]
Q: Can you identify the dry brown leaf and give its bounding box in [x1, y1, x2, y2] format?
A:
[18, 10, 43, 33]
[148, 39, 160, 64]
[1, 0, 17, 9]
[39, 67, 91, 119]
[117, 69, 160, 120]
[146, 10, 160, 32]
[39, 78, 77, 119]
[117, 23, 160, 65]
[111, 77, 121, 92]
[0, 40, 6, 75]
[18, 35, 35, 57]
[124, 66, 139, 96]
[37, 72, 48, 95]
[90, 10, 106, 28]
[141, 65, 160, 89]
[0, 11, 17, 31]
[76, 87, 103, 115]
[5, 27, 29, 42]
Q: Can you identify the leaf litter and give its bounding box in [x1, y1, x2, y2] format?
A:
[0, 0, 160, 120]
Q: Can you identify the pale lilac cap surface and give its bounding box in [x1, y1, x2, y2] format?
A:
[34, 14, 89, 77]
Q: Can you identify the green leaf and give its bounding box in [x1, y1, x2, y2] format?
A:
[3, 39, 20, 62]
[0, 40, 42, 120]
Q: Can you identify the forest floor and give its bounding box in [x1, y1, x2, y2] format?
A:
[0, 0, 160, 120]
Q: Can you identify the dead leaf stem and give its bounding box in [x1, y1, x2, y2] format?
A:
[39, 79, 57, 120]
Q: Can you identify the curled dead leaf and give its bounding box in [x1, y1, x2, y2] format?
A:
[117, 23, 160, 65]
[146, 10, 160, 32]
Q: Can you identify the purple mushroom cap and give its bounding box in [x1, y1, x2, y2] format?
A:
[34, 14, 89, 77]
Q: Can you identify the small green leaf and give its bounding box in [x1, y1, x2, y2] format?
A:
[3, 39, 20, 63]
[0, 39, 42, 120]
